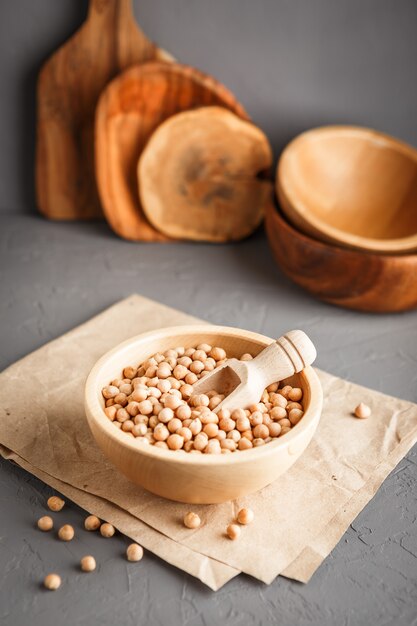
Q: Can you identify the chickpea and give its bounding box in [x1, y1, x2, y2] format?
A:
[123, 366, 137, 379]
[190, 394, 209, 407]
[220, 438, 237, 452]
[238, 438, 253, 450]
[100, 523, 115, 538]
[102, 385, 119, 399]
[122, 420, 134, 432]
[154, 424, 169, 441]
[37, 516, 53, 531]
[288, 409, 303, 425]
[80, 556, 96, 572]
[354, 403, 371, 419]
[249, 411, 263, 427]
[177, 356, 192, 368]
[268, 422, 282, 437]
[205, 439, 221, 454]
[280, 426, 292, 436]
[114, 393, 128, 407]
[226, 523, 241, 540]
[236, 416, 251, 432]
[279, 385, 293, 399]
[177, 427, 192, 442]
[288, 387, 303, 401]
[227, 429, 241, 443]
[271, 393, 287, 409]
[138, 400, 153, 415]
[237, 508, 254, 525]
[253, 438, 265, 447]
[44, 573, 61, 590]
[154, 441, 169, 450]
[184, 512, 201, 529]
[253, 424, 269, 439]
[190, 360, 205, 374]
[203, 423, 219, 438]
[176, 404, 191, 420]
[270, 406, 287, 420]
[58, 524, 74, 541]
[156, 363, 171, 379]
[116, 408, 129, 423]
[119, 383, 132, 395]
[126, 543, 144, 562]
[158, 407, 174, 423]
[164, 394, 182, 411]
[219, 417, 235, 432]
[278, 418, 291, 428]
[132, 423, 147, 437]
[240, 353, 253, 361]
[167, 417, 182, 433]
[157, 379, 171, 393]
[267, 382, 279, 392]
[209, 346, 226, 361]
[185, 372, 198, 385]
[193, 433, 209, 451]
[209, 396, 222, 410]
[85, 515, 101, 531]
[47, 496, 65, 512]
[167, 434, 184, 450]
[173, 364, 188, 380]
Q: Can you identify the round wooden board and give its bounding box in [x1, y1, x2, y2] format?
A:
[95, 62, 249, 241]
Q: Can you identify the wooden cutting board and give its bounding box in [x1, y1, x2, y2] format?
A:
[95, 62, 249, 241]
[36, 0, 172, 220]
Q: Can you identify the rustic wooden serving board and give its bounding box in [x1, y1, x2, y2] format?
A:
[36, 0, 172, 220]
[95, 62, 249, 241]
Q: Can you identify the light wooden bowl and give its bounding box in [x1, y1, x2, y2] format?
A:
[266, 203, 417, 312]
[277, 126, 417, 254]
[85, 325, 323, 504]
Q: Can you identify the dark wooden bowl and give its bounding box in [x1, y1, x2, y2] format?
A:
[265, 202, 417, 313]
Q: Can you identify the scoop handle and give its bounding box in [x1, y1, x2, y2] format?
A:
[252, 330, 317, 387]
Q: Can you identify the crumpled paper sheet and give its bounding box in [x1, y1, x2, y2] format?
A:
[1, 295, 417, 587]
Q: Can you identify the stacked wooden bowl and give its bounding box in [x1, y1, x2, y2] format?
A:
[266, 126, 417, 313]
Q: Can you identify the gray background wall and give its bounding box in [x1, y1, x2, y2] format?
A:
[1, 0, 417, 215]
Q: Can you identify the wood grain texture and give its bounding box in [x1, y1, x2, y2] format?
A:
[266, 202, 417, 313]
[84, 325, 322, 503]
[36, 0, 172, 220]
[277, 126, 417, 254]
[193, 330, 317, 413]
[138, 107, 272, 242]
[95, 63, 249, 241]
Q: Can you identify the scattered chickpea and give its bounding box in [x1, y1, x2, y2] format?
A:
[126, 543, 144, 562]
[44, 573, 61, 590]
[47, 496, 65, 512]
[183, 512, 201, 529]
[84, 515, 101, 531]
[58, 524, 74, 541]
[80, 556, 96, 572]
[237, 508, 254, 525]
[100, 523, 115, 538]
[226, 523, 241, 540]
[354, 403, 371, 419]
[37, 516, 53, 531]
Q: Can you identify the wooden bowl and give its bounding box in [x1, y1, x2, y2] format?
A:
[85, 325, 323, 504]
[277, 126, 417, 254]
[265, 203, 417, 312]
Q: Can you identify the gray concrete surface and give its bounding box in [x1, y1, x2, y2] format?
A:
[2, 0, 417, 214]
[1, 214, 417, 626]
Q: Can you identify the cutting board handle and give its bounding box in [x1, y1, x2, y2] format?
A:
[88, 0, 135, 23]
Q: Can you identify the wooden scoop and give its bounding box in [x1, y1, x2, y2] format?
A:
[192, 330, 317, 413]
[36, 0, 172, 220]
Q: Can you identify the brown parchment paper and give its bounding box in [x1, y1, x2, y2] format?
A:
[1, 295, 417, 587]
[0, 445, 239, 591]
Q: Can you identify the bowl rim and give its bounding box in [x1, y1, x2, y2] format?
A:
[277, 124, 417, 253]
[85, 325, 323, 466]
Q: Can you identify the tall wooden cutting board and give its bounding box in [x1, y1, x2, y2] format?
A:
[36, 0, 172, 220]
